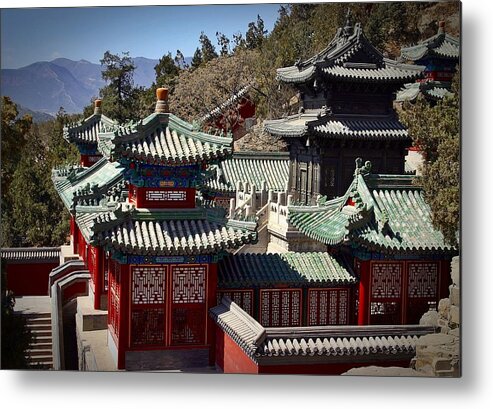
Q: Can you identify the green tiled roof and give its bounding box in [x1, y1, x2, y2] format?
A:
[98, 112, 233, 166]
[400, 31, 459, 61]
[277, 21, 423, 84]
[396, 81, 454, 103]
[289, 165, 456, 255]
[64, 113, 116, 145]
[218, 252, 356, 289]
[77, 205, 257, 255]
[203, 151, 289, 194]
[52, 157, 126, 212]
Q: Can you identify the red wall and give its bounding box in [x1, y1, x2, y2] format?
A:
[128, 185, 196, 209]
[216, 326, 413, 375]
[6, 262, 59, 296]
[216, 328, 258, 374]
[80, 154, 102, 167]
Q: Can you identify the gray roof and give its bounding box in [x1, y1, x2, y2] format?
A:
[321, 59, 423, 83]
[400, 30, 459, 61]
[210, 298, 436, 364]
[203, 151, 289, 194]
[396, 81, 454, 103]
[200, 84, 252, 123]
[1, 247, 60, 263]
[276, 21, 423, 85]
[309, 115, 408, 140]
[264, 111, 409, 140]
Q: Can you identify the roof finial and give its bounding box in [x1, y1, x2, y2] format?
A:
[343, 8, 353, 37]
[94, 99, 102, 115]
[438, 20, 445, 34]
[155, 87, 169, 113]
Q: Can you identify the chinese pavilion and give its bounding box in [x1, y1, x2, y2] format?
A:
[396, 21, 460, 103]
[53, 88, 258, 369]
[288, 159, 456, 326]
[263, 15, 424, 202]
[63, 99, 117, 167]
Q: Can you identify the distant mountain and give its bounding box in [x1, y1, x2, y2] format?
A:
[16, 103, 54, 123]
[1, 57, 159, 115]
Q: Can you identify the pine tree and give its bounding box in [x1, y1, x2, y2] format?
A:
[99, 51, 142, 122]
[399, 71, 460, 246]
[191, 47, 203, 70]
[199, 32, 218, 63]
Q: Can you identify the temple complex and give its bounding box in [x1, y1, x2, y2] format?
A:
[4, 16, 459, 375]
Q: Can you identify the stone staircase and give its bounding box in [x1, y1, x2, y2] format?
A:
[24, 312, 53, 369]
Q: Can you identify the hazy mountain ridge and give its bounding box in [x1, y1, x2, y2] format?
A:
[1, 57, 160, 115]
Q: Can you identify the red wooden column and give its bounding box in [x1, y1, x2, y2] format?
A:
[357, 260, 371, 325]
[117, 263, 130, 370]
[207, 262, 218, 366]
[92, 246, 104, 310]
[72, 218, 79, 255]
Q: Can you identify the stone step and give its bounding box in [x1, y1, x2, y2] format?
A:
[27, 348, 53, 357]
[31, 329, 52, 338]
[22, 312, 51, 320]
[32, 335, 52, 343]
[29, 354, 53, 363]
[29, 342, 53, 351]
[25, 317, 51, 326]
[26, 323, 52, 331]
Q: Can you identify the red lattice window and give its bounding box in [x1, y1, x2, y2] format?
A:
[407, 262, 438, 298]
[260, 289, 301, 327]
[132, 266, 166, 304]
[308, 289, 349, 325]
[170, 307, 205, 345]
[131, 308, 165, 346]
[217, 290, 254, 316]
[170, 265, 207, 346]
[172, 266, 206, 303]
[371, 262, 403, 299]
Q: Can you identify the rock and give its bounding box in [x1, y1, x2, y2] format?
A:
[449, 305, 460, 326]
[449, 285, 460, 306]
[438, 298, 450, 319]
[450, 256, 460, 286]
[420, 310, 439, 326]
[449, 328, 460, 337]
[342, 366, 426, 377]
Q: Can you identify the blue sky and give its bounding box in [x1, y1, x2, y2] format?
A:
[1, 3, 282, 69]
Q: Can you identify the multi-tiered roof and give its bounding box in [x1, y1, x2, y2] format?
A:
[264, 17, 423, 139]
[53, 88, 258, 258]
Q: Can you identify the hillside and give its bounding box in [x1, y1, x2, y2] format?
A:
[1, 57, 159, 115]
